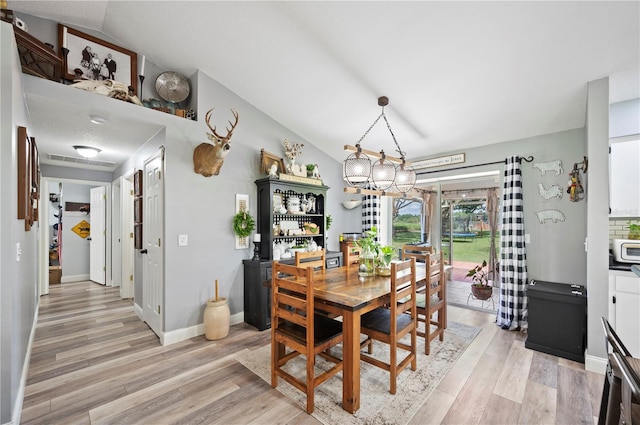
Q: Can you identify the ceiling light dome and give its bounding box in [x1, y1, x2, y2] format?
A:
[73, 145, 101, 158]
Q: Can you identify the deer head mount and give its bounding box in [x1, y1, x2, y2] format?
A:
[193, 108, 239, 177]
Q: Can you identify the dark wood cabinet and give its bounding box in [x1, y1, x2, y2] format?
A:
[244, 177, 342, 330]
[255, 177, 329, 260]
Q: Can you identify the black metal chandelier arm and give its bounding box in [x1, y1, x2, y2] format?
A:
[381, 110, 406, 159]
[355, 111, 385, 146]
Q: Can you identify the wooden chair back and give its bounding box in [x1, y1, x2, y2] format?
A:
[401, 245, 433, 263]
[295, 249, 326, 270]
[270, 261, 343, 413]
[418, 252, 446, 354]
[360, 258, 417, 394]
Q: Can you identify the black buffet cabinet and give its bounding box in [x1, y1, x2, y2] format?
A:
[243, 176, 342, 331]
[525, 279, 587, 363]
[243, 252, 342, 331]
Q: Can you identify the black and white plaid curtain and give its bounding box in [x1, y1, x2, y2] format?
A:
[497, 156, 528, 331]
[361, 187, 379, 236]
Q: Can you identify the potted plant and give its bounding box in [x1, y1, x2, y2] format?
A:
[628, 220, 640, 240]
[355, 226, 380, 276]
[306, 164, 316, 177]
[376, 245, 395, 276]
[467, 260, 493, 300]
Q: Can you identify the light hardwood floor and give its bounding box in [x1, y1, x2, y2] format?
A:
[22, 281, 603, 424]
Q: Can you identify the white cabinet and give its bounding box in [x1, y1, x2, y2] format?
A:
[610, 138, 640, 217]
[609, 270, 640, 356]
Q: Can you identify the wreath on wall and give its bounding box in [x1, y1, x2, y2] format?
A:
[232, 211, 255, 238]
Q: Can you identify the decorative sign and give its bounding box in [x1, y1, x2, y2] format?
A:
[71, 220, 91, 239]
[412, 153, 465, 169]
[279, 173, 323, 186]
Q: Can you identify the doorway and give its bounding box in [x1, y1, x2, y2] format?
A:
[416, 170, 501, 313]
[39, 178, 111, 295]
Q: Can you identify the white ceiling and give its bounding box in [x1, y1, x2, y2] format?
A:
[8, 1, 640, 175]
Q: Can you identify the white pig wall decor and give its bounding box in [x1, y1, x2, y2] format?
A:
[193, 108, 239, 177]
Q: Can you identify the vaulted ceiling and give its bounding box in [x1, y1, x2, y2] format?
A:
[8, 1, 640, 173]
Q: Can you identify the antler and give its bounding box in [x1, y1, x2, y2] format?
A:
[205, 108, 239, 141]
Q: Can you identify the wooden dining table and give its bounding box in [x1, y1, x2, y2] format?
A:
[310, 263, 426, 413]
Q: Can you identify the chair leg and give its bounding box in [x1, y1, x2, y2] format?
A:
[306, 355, 315, 414]
[390, 338, 397, 395]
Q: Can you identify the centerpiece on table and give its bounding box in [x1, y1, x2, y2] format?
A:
[376, 245, 396, 276]
[354, 227, 379, 277]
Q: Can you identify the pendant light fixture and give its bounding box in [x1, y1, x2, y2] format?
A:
[343, 96, 416, 195]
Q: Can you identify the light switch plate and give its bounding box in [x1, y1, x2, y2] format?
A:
[525, 234, 531, 244]
[178, 235, 188, 246]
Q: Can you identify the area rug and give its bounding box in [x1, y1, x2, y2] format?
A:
[236, 321, 480, 425]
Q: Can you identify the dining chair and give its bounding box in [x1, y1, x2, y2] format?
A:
[421, 252, 446, 355]
[401, 247, 446, 355]
[400, 244, 433, 263]
[270, 261, 343, 414]
[611, 353, 640, 425]
[295, 249, 326, 270]
[360, 258, 417, 394]
[599, 317, 635, 425]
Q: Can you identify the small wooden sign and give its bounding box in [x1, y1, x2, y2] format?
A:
[412, 153, 465, 169]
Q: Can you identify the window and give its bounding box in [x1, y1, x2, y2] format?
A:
[391, 197, 423, 250]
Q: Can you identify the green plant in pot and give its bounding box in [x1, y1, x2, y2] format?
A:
[628, 220, 640, 240]
[355, 226, 379, 277]
[376, 245, 395, 276]
[467, 260, 492, 300]
[306, 164, 315, 177]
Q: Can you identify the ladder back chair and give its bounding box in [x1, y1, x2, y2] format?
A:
[402, 245, 446, 355]
[360, 258, 417, 394]
[400, 244, 433, 263]
[270, 261, 343, 414]
[295, 249, 326, 270]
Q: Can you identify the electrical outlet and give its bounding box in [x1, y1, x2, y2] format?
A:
[178, 234, 188, 246]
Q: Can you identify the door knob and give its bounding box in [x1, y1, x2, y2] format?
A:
[140, 249, 148, 254]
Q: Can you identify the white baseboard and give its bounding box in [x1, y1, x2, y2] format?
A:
[61, 273, 90, 283]
[133, 302, 143, 320]
[161, 312, 245, 346]
[12, 300, 40, 425]
[585, 352, 607, 375]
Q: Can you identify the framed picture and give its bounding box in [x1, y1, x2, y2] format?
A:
[134, 169, 143, 197]
[58, 23, 138, 95]
[30, 136, 40, 223]
[134, 198, 143, 223]
[17, 126, 31, 226]
[260, 149, 285, 176]
[273, 193, 283, 213]
[134, 223, 142, 250]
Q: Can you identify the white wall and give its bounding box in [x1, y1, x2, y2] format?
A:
[0, 21, 40, 425]
[586, 77, 611, 363]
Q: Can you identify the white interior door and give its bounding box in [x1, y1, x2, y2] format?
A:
[143, 150, 164, 336]
[90, 186, 106, 284]
[121, 177, 134, 298]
